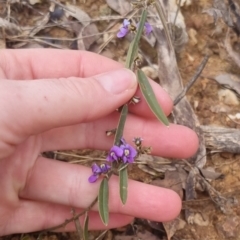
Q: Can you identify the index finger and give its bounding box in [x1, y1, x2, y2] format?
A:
[0, 49, 122, 80]
[0, 49, 173, 117]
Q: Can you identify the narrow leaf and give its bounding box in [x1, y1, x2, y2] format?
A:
[125, 9, 148, 69]
[119, 164, 128, 204]
[98, 178, 109, 225]
[83, 213, 89, 240]
[114, 104, 128, 146]
[137, 69, 169, 126]
[155, 1, 174, 54]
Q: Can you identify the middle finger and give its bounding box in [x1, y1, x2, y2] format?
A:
[41, 112, 198, 159]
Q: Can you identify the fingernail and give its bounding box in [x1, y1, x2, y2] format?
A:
[96, 68, 137, 94]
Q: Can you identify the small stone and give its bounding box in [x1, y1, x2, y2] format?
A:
[141, 64, 158, 80]
[193, 213, 209, 226]
[218, 89, 239, 106]
[188, 28, 198, 46]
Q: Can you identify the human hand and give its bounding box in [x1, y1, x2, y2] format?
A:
[0, 49, 198, 235]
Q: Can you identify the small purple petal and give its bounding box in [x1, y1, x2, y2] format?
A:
[144, 22, 153, 35]
[136, 22, 153, 36]
[88, 174, 98, 183]
[113, 145, 124, 156]
[123, 19, 130, 27]
[106, 155, 115, 161]
[117, 27, 129, 38]
[126, 156, 134, 163]
[122, 155, 128, 163]
[128, 144, 137, 158]
[100, 163, 111, 173]
[107, 145, 123, 161]
[91, 163, 102, 174]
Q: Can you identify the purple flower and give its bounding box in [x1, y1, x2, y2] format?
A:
[144, 22, 153, 35]
[119, 138, 137, 163]
[117, 19, 131, 38]
[137, 22, 153, 36]
[120, 143, 137, 163]
[106, 138, 137, 164]
[106, 145, 123, 162]
[88, 163, 111, 183]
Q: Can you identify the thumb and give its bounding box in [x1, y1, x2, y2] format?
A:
[1, 68, 137, 137]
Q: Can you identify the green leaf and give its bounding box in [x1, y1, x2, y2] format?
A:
[119, 164, 128, 205]
[137, 69, 169, 126]
[83, 213, 89, 240]
[114, 104, 128, 146]
[98, 178, 109, 225]
[125, 9, 148, 69]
